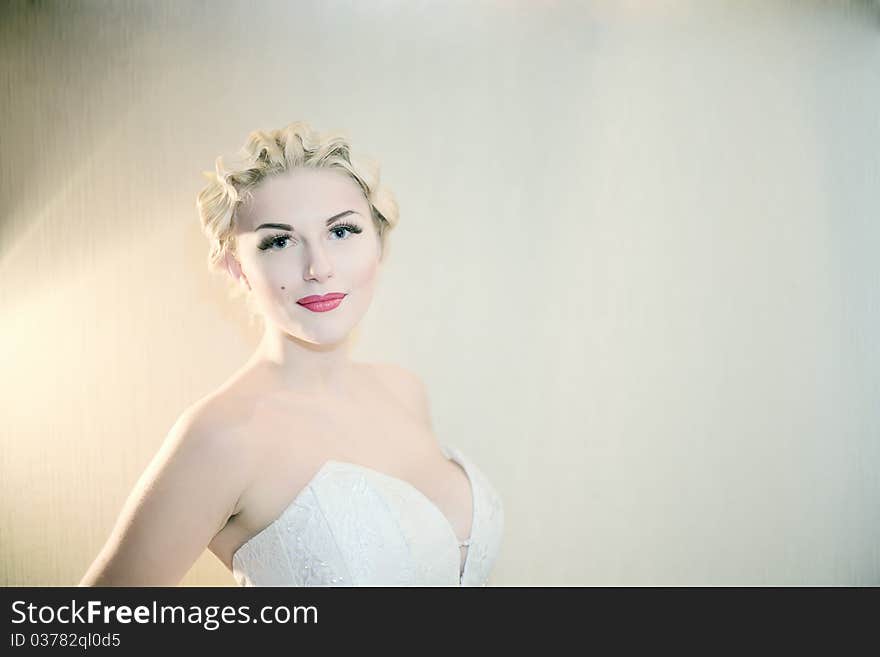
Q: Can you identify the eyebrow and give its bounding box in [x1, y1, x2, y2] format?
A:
[255, 210, 358, 232]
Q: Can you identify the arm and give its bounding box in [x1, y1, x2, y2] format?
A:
[79, 406, 246, 586]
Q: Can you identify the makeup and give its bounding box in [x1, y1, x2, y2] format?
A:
[256, 221, 363, 251]
[297, 293, 347, 312]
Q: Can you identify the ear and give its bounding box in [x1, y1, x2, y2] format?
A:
[223, 250, 251, 291]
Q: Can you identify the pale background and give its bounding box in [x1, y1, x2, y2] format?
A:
[1, 0, 878, 586]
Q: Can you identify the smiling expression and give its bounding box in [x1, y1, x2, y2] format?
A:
[230, 167, 383, 344]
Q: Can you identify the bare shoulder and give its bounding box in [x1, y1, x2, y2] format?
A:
[368, 361, 433, 429]
[162, 390, 256, 496]
[79, 390, 252, 585]
[173, 389, 245, 447]
[369, 361, 428, 404]
[157, 399, 239, 475]
[179, 364, 279, 440]
[166, 397, 234, 449]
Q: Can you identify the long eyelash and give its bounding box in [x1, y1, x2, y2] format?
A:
[257, 223, 363, 251]
[257, 233, 292, 250]
[330, 222, 363, 236]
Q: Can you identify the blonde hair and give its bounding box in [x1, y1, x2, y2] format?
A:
[196, 120, 399, 284]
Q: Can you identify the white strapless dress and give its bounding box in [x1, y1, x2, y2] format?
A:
[231, 443, 504, 586]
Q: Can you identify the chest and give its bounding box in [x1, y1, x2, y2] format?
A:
[217, 385, 474, 569]
[231, 446, 493, 586]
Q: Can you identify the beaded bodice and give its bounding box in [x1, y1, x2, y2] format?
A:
[231, 443, 504, 586]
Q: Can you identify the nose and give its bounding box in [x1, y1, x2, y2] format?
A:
[303, 242, 334, 282]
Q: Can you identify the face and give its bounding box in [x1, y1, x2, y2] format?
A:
[226, 167, 383, 345]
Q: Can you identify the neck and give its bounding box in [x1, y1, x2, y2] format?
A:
[246, 324, 357, 397]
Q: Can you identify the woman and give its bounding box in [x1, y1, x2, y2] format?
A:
[79, 121, 504, 586]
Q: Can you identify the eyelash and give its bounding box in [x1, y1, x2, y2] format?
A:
[257, 222, 363, 251]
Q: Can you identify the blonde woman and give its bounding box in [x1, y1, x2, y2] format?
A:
[80, 121, 504, 586]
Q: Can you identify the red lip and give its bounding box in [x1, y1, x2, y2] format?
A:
[297, 293, 346, 304]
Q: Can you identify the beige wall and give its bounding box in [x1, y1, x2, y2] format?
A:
[1, 1, 878, 586]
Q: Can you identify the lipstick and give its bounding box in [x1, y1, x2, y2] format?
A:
[296, 292, 347, 312]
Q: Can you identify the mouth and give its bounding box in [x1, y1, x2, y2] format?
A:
[296, 292, 347, 313]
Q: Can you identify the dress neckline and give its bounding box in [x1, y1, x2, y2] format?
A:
[231, 443, 476, 584]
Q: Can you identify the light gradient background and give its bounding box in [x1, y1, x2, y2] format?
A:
[1, 0, 878, 586]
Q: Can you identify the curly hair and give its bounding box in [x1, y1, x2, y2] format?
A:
[196, 121, 399, 280]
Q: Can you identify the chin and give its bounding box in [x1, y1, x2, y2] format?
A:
[290, 324, 355, 346]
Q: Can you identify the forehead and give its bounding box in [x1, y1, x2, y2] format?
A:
[236, 167, 368, 231]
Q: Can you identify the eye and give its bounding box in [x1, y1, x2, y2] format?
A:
[257, 233, 294, 251]
[329, 222, 363, 240]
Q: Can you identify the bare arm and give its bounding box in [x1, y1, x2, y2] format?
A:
[79, 406, 246, 586]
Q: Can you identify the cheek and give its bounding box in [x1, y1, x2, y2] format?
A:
[245, 241, 379, 292]
[349, 257, 379, 288]
[242, 255, 290, 298]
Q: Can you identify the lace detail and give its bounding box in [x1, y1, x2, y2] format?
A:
[449, 444, 505, 586]
[231, 443, 504, 587]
